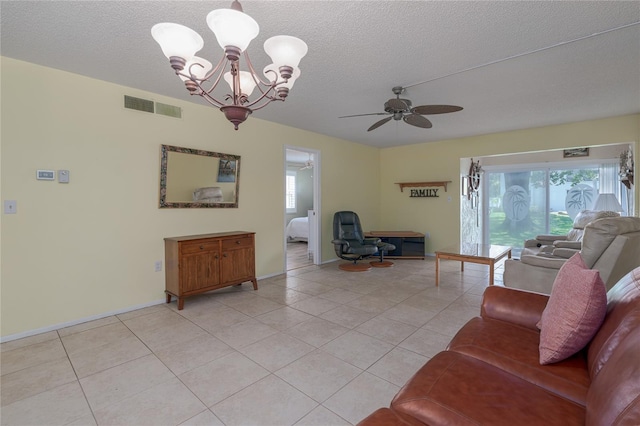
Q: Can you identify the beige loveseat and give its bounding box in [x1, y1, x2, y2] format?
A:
[521, 210, 619, 257]
[504, 216, 640, 294]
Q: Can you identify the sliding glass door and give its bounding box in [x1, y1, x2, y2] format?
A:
[483, 162, 619, 252]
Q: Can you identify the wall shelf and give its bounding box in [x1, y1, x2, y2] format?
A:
[396, 181, 452, 192]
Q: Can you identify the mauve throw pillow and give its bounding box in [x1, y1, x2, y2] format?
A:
[537, 253, 607, 365]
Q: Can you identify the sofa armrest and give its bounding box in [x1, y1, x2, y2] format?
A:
[553, 241, 581, 250]
[481, 286, 549, 330]
[524, 239, 542, 248]
[535, 234, 567, 242]
[520, 254, 567, 269]
[551, 247, 580, 258]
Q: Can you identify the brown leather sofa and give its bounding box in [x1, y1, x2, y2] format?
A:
[358, 267, 640, 425]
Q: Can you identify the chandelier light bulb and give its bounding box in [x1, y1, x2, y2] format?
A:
[151, 23, 204, 67]
[264, 36, 308, 69]
[207, 9, 259, 60]
[224, 71, 257, 97]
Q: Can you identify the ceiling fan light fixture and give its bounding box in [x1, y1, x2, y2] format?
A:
[152, 0, 307, 130]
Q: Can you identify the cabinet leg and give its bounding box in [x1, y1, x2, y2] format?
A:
[166, 293, 172, 304]
[252, 279, 258, 290]
[178, 298, 184, 310]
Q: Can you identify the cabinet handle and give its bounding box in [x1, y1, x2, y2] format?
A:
[223, 253, 228, 258]
[236, 240, 241, 245]
[214, 255, 219, 259]
[200, 245, 204, 250]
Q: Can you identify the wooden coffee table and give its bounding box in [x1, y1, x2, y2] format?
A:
[435, 243, 512, 286]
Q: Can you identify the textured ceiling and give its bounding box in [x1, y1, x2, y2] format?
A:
[2, 1, 639, 148]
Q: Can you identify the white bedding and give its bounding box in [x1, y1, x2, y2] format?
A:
[286, 217, 309, 241]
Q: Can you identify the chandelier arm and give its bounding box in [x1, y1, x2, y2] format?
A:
[200, 58, 230, 97]
[195, 91, 226, 109]
[242, 87, 280, 109]
[243, 50, 272, 87]
[202, 54, 228, 82]
[249, 97, 284, 112]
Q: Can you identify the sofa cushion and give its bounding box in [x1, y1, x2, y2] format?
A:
[448, 317, 590, 405]
[581, 216, 640, 268]
[565, 210, 619, 241]
[538, 253, 607, 364]
[390, 351, 585, 425]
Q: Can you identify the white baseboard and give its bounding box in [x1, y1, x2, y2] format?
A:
[0, 299, 166, 343]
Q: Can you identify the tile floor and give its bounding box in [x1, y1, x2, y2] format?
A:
[0, 257, 505, 426]
[286, 242, 313, 271]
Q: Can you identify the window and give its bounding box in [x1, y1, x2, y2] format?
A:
[286, 171, 297, 213]
[483, 160, 629, 249]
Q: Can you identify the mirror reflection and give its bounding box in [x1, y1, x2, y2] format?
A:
[159, 144, 240, 208]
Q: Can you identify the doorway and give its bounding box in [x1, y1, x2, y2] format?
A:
[284, 147, 321, 271]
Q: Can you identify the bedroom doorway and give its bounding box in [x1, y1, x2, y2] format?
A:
[284, 147, 321, 271]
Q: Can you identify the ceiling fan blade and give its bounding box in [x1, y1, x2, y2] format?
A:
[387, 98, 409, 111]
[367, 116, 393, 131]
[411, 105, 463, 115]
[339, 112, 389, 118]
[403, 114, 433, 129]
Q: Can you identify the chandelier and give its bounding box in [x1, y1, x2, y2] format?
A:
[151, 0, 308, 130]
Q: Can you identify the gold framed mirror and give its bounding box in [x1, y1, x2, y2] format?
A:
[159, 144, 241, 208]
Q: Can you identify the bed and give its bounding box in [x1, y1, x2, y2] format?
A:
[286, 216, 309, 242]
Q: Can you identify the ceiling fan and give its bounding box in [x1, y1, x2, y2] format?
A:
[339, 86, 463, 132]
[299, 153, 313, 170]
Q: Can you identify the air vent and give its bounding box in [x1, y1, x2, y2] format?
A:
[155, 102, 182, 119]
[124, 95, 154, 113]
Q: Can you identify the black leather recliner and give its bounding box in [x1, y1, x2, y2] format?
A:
[332, 211, 379, 271]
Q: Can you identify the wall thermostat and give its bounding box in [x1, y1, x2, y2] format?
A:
[58, 170, 70, 183]
[36, 170, 55, 180]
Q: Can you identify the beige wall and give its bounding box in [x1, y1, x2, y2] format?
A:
[1, 57, 638, 339]
[378, 114, 639, 254]
[0, 58, 380, 338]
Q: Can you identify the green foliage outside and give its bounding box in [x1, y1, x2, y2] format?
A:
[488, 211, 575, 247]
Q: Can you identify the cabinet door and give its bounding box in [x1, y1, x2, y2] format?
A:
[220, 236, 255, 284]
[181, 250, 220, 293]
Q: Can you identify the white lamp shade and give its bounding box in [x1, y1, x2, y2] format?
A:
[206, 9, 259, 52]
[151, 23, 203, 60]
[263, 64, 301, 89]
[594, 193, 623, 212]
[264, 36, 308, 68]
[224, 71, 257, 97]
[178, 57, 213, 82]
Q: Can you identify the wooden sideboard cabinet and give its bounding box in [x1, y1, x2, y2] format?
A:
[164, 231, 257, 310]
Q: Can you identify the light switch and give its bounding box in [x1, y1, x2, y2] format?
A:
[58, 170, 70, 183]
[4, 200, 17, 214]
